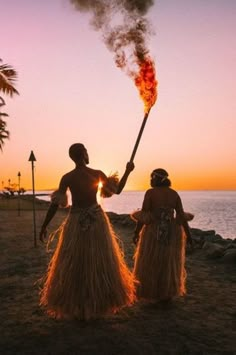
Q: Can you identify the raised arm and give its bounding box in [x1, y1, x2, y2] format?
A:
[100, 162, 135, 198]
[116, 162, 135, 194]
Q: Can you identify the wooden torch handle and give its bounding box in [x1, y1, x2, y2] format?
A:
[129, 110, 150, 163]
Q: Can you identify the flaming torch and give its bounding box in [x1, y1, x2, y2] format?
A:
[129, 57, 157, 163]
[68, 0, 158, 162]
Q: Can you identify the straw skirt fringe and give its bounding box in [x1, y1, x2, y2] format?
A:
[132, 210, 186, 301]
[40, 205, 136, 320]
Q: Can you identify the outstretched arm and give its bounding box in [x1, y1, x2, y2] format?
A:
[176, 195, 193, 246]
[39, 175, 68, 243]
[116, 162, 135, 194]
[39, 203, 58, 243]
[133, 221, 143, 245]
[132, 190, 150, 245]
[182, 219, 193, 245]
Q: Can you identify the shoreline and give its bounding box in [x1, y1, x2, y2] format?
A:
[0, 194, 235, 241]
[0, 208, 235, 354]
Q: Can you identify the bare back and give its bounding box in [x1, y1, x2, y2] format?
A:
[142, 187, 185, 218]
[139, 186, 192, 244]
[59, 166, 107, 208]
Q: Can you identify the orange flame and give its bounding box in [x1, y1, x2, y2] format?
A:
[134, 57, 157, 114]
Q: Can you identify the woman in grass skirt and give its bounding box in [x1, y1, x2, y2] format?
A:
[39, 143, 136, 320]
[132, 168, 193, 303]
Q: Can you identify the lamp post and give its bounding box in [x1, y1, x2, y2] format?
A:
[28, 151, 37, 247]
[17, 171, 21, 216]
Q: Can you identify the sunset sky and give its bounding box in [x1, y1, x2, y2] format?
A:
[1, 0, 235, 191]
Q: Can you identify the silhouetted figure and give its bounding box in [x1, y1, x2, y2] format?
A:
[131, 168, 193, 303]
[39, 143, 136, 320]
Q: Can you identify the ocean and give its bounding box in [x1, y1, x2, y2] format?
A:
[35, 190, 236, 240]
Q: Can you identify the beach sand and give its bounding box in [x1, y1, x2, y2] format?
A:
[0, 199, 236, 354]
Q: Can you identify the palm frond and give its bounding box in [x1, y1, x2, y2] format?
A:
[0, 113, 9, 119]
[0, 62, 19, 96]
[0, 96, 6, 106]
[0, 118, 10, 151]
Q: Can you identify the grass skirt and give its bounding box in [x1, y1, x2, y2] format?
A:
[40, 204, 135, 320]
[132, 210, 186, 301]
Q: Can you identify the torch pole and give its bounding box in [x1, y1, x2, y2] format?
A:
[17, 171, 21, 216]
[31, 161, 37, 247]
[129, 109, 151, 163]
[28, 151, 37, 247]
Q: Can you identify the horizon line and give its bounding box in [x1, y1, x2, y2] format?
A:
[23, 188, 236, 193]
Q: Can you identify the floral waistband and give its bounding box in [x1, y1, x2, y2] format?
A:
[70, 204, 102, 231]
[70, 203, 101, 213]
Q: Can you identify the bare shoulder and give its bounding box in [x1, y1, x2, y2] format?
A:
[61, 170, 74, 181]
[145, 188, 154, 196]
[168, 187, 178, 194]
[86, 167, 106, 179]
[57, 170, 74, 191]
[168, 187, 180, 197]
[167, 188, 182, 204]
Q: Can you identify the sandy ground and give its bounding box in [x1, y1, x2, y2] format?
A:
[0, 206, 236, 355]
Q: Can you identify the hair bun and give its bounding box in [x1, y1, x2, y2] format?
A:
[152, 168, 168, 178]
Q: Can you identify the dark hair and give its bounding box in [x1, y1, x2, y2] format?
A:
[69, 143, 86, 162]
[151, 168, 171, 187]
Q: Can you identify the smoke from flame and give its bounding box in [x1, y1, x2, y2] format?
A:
[70, 0, 158, 112]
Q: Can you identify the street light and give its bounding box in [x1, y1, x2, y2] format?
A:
[28, 151, 37, 247]
[17, 171, 21, 216]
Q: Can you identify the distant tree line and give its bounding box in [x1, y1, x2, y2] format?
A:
[2, 185, 26, 197]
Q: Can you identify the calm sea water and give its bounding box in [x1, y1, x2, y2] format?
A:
[35, 190, 236, 240]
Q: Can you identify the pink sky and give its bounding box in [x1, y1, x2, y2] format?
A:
[1, 0, 236, 191]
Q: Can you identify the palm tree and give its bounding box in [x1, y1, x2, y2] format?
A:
[0, 59, 19, 97]
[0, 97, 9, 151]
[0, 58, 19, 150]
